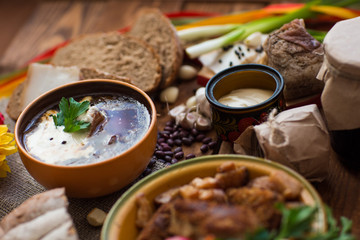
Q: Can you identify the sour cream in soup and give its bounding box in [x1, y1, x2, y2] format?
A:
[218, 88, 273, 108]
[24, 95, 150, 166]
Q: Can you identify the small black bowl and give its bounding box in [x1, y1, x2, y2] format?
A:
[206, 64, 285, 142]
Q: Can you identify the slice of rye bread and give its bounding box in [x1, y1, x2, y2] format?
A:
[129, 8, 183, 89]
[51, 32, 162, 93]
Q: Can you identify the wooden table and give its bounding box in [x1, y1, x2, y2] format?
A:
[1, 0, 359, 239]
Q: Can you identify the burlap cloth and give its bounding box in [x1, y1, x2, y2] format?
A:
[0, 98, 165, 240]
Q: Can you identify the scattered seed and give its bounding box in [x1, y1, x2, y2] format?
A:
[200, 144, 209, 153]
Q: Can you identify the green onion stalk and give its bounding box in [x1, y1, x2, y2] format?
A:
[185, 2, 317, 59]
[184, 0, 358, 59]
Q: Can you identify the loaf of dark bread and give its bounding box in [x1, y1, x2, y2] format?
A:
[129, 8, 183, 89]
[51, 32, 162, 92]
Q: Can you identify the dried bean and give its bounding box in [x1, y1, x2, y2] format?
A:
[174, 147, 183, 153]
[148, 158, 156, 167]
[161, 133, 170, 139]
[202, 137, 212, 144]
[155, 151, 165, 159]
[166, 120, 175, 126]
[157, 138, 166, 144]
[186, 154, 196, 159]
[180, 130, 190, 138]
[162, 145, 172, 152]
[208, 141, 217, 149]
[160, 143, 170, 149]
[167, 139, 174, 147]
[164, 151, 174, 157]
[164, 155, 172, 162]
[171, 159, 178, 164]
[191, 128, 198, 136]
[196, 134, 205, 142]
[174, 151, 184, 160]
[200, 144, 209, 153]
[182, 137, 192, 146]
[160, 130, 170, 135]
[164, 126, 173, 132]
[174, 139, 182, 146]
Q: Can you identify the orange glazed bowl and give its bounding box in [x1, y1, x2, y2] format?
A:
[15, 79, 157, 198]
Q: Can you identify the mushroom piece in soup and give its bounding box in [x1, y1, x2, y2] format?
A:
[23, 95, 151, 166]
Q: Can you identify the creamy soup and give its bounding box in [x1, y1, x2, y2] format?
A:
[218, 88, 273, 107]
[23, 95, 151, 166]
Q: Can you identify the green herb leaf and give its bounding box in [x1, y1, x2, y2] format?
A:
[275, 203, 317, 240]
[52, 97, 91, 133]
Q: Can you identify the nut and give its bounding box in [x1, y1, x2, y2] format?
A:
[87, 208, 107, 227]
[178, 65, 198, 81]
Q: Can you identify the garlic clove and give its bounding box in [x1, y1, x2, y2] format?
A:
[169, 104, 187, 119]
[195, 87, 206, 103]
[181, 112, 201, 129]
[160, 86, 179, 103]
[195, 116, 212, 131]
[175, 112, 186, 126]
[178, 65, 198, 81]
[186, 96, 197, 109]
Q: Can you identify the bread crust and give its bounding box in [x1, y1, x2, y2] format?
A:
[51, 32, 162, 93]
[129, 8, 183, 89]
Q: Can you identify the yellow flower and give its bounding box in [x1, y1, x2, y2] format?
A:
[0, 125, 17, 178]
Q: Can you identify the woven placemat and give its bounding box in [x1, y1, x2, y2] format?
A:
[0, 98, 165, 240]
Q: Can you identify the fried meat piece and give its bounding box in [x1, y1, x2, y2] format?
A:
[135, 193, 154, 229]
[154, 187, 181, 205]
[215, 163, 249, 189]
[191, 177, 219, 189]
[168, 199, 259, 239]
[227, 187, 283, 228]
[136, 203, 172, 240]
[88, 110, 105, 137]
[178, 185, 227, 203]
[248, 176, 280, 192]
[269, 171, 303, 200]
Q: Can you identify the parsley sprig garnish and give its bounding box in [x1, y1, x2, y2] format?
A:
[215, 203, 355, 240]
[52, 97, 91, 133]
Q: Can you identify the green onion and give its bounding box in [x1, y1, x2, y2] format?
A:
[177, 24, 240, 41]
[185, 27, 245, 58]
[185, 1, 317, 58]
[307, 29, 328, 42]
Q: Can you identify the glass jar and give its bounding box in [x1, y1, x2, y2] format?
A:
[317, 17, 360, 163]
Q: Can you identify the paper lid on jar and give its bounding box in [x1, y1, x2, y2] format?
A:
[323, 17, 360, 78]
